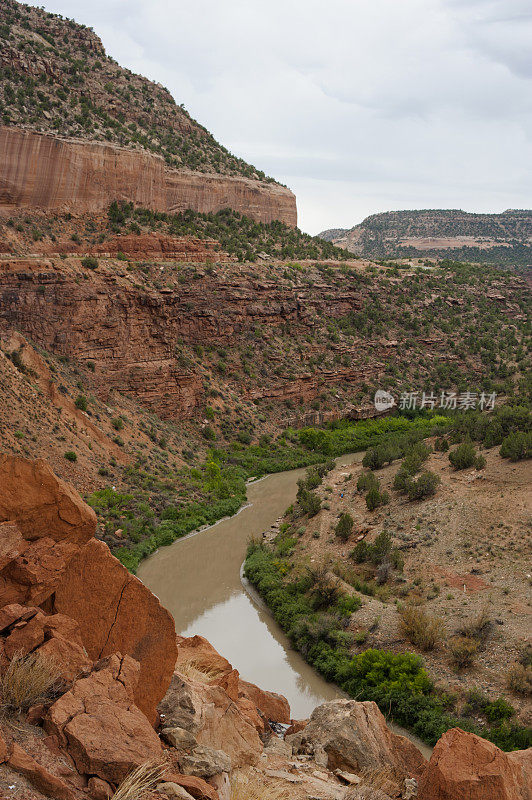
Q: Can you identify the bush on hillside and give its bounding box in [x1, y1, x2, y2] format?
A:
[298, 489, 321, 517]
[406, 470, 441, 500]
[399, 604, 444, 651]
[335, 512, 354, 541]
[365, 486, 389, 511]
[449, 440, 484, 470]
[499, 431, 532, 461]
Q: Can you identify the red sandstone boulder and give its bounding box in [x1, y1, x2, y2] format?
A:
[418, 728, 532, 800]
[3, 610, 46, 658]
[285, 719, 308, 736]
[0, 603, 39, 632]
[88, 776, 113, 800]
[175, 635, 232, 675]
[0, 457, 176, 723]
[0, 606, 92, 680]
[175, 635, 290, 732]
[8, 742, 75, 800]
[0, 455, 96, 543]
[164, 773, 219, 800]
[287, 699, 426, 779]
[0, 457, 96, 608]
[45, 654, 163, 784]
[38, 634, 92, 681]
[239, 678, 291, 724]
[54, 538, 177, 723]
[160, 671, 263, 768]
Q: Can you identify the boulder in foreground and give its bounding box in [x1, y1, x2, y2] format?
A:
[418, 728, 532, 800]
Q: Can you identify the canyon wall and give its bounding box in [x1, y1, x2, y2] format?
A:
[0, 259, 369, 418]
[0, 127, 297, 226]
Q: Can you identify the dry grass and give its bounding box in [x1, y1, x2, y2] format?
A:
[344, 766, 401, 800]
[449, 635, 478, 669]
[457, 606, 492, 643]
[0, 651, 62, 715]
[506, 663, 532, 696]
[176, 660, 227, 684]
[112, 761, 165, 800]
[398, 604, 444, 651]
[231, 771, 290, 799]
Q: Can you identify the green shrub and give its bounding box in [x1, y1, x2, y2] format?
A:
[449, 440, 481, 470]
[64, 451, 77, 462]
[499, 431, 532, 461]
[366, 486, 389, 511]
[335, 512, 354, 541]
[74, 394, 88, 411]
[298, 488, 321, 517]
[357, 471, 379, 492]
[111, 417, 124, 431]
[406, 470, 441, 500]
[81, 256, 98, 269]
[337, 594, 362, 616]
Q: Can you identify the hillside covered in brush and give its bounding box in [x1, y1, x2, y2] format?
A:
[320, 209, 532, 269]
[0, 0, 276, 181]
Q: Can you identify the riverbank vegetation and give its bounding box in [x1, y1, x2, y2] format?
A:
[244, 400, 532, 751]
[89, 411, 449, 571]
[244, 542, 530, 752]
[89, 402, 531, 571]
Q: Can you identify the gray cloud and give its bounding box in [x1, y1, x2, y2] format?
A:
[40, 0, 532, 233]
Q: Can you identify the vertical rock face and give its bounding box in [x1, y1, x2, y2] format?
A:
[0, 456, 177, 723]
[54, 539, 178, 724]
[164, 168, 297, 226]
[0, 127, 297, 226]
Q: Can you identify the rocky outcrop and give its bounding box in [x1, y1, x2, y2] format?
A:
[418, 728, 532, 800]
[287, 699, 426, 779]
[6, 741, 75, 800]
[54, 538, 178, 723]
[320, 209, 532, 262]
[0, 454, 96, 543]
[0, 456, 177, 723]
[165, 167, 297, 226]
[45, 654, 163, 784]
[159, 672, 263, 769]
[175, 635, 290, 728]
[91, 233, 225, 262]
[160, 635, 292, 768]
[0, 127, 297, 226]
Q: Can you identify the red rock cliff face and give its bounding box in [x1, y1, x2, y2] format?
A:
[0, 260, 369, 418]
[0, 127, 297, 226]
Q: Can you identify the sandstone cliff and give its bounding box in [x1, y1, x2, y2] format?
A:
[0, 127, 297, 225]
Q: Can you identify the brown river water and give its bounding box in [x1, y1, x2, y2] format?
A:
[138, 453, 431, 756]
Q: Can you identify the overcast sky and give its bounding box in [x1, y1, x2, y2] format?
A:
[39, 0, 532, 234]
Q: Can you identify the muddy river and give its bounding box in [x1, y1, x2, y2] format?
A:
[138, 453, 430, 755]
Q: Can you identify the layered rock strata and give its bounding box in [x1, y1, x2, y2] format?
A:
[0, 127, 297, 226]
